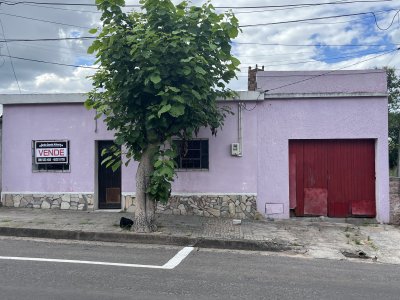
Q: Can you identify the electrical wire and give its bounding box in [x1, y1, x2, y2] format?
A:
[239, 9, 399, 27]
[0, 0, 393, 9]
[10, 2, 101, 13]
[215, 0, 394, 9]
[238, 49, 393, 66]
[1, 36, 398, 49]
[263, 47, 399, 93]
[0, 53, 99, 69]
[0, 16, 21, 93]
[233, 0, 394, 14]
[235, 42, 399, 47]
[1, 3, 397, 31]
[235, 70, 387, 77]
[0, 37, 96, 42]
[236, 50, 318, 58]
[371, 9, 400, 30]
[0, 0, 140, 7]
[0, 12, 92, 29]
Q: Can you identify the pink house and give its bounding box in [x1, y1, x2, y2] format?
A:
[0, 70, 391, 223]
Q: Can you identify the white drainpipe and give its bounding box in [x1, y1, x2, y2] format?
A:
[238, 102, 243, 156]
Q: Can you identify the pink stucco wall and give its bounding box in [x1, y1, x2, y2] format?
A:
[256, 97, 389, 223]
[253, 69, 389, 222]
[1, 70, 389, 221]
[257, 70, 386, 94]
[2, 103, 257, 195]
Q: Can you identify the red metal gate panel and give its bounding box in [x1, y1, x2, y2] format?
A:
[303, 141, 328, 216]
[327, 140, 353, 217]
[350, 140, 376, 216]
[289, 139, 376, 218]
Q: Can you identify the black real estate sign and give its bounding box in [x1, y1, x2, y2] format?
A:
[34, 140, 69, 164]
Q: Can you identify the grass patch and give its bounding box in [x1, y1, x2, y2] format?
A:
[0, 219, 12, 223]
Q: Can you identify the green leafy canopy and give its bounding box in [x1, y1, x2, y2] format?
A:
[385, 67, 400, 169]
[85, 0, 240, 202]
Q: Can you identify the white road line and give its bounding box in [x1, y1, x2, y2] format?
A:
[162, 246, 195, 269]
[0, 246, 194, 270]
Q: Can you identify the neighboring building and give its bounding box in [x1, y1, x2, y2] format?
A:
[0, 115, 2, 200]
[0, 70, 391, 223]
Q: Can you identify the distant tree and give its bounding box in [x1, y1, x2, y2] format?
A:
[385, 67, 400, 173]
[85, 0, 240, 232]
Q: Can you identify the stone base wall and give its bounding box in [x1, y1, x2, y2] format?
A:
[123, 194, 257, 219]
[1, 192, 257, 219]
[1, 193, 94, 211]
[390, 178, 400, 224]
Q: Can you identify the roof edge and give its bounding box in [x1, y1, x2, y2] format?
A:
[0, 91, 263, 105]
[264, 92, 388, 99]
[0, 91, 386, 105]
[0, 93, 87, 105]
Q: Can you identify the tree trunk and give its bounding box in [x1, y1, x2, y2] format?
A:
[134, 144, 157, 232]
[397, 129, 400, 177]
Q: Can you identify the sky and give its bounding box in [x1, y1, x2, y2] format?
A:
[0, 0, 399, 94]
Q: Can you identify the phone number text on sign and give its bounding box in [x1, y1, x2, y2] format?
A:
[35, 141, 69, 164]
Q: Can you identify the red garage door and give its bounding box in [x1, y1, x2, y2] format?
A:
[289, 139, 376, 218]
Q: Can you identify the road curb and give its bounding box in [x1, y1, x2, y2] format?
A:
[0, 227, 292, 252]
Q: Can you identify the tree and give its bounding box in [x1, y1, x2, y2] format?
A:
[386, 67, 400, 174]
[85, 0, 240, 232]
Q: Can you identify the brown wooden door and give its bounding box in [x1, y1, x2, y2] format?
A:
[289, 139, 376, 218]
[98, 141, 121, 209]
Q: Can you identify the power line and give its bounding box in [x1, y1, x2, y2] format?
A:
[0, 0, 393, 17]
[239, 9, 399, 27]
[1, 0, 140, 7]
[372, 9, 400, 30]
[0, 54, 99, 69]
[0, 0, 393, 9]
[215, 0, 394, 9]
[235, 70, 387, 77]
[0, 37, 96, 42]
[263, 48, 399, 92]
[235, 0, 391, 15]
[235, 41, 399, 47]
[235, 50, 318, 58]
[233, 0, 394, 13]
[11, 40, 89, 56]
[0, 12, 92, 29]
[0, 17, 21, 93]
[238, 48, 395, 68]
[1, 36, 398, 49]
[1, 47, 396, 74]
[0, 4, 397, 31]
[10, 2, 101, 13]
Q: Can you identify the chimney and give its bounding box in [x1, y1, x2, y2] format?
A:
[248, 65, 264, 91]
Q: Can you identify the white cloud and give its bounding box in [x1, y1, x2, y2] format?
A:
[0, 0, 398, 93]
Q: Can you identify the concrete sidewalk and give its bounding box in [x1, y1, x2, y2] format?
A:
[0, 207, 399, 264]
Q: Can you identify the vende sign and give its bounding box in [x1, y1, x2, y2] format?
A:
[35, 140, 69, 164]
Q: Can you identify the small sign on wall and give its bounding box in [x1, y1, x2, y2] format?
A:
[35, 140, 69, 164]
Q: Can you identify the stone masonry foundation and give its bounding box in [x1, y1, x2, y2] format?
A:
[390, 178, 400, 224]
[1, 193, 258, 219]
[1, 193, 94, 211]
[124, 194, 257, 219]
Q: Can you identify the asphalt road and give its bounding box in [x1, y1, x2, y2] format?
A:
[0, 237, 399, 300]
